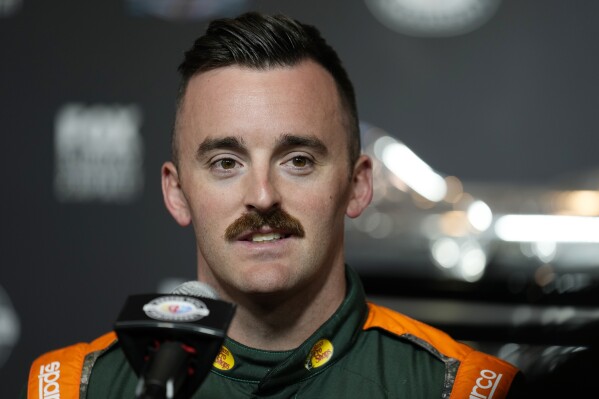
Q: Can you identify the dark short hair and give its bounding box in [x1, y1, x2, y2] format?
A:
[172, 12, 360, 170]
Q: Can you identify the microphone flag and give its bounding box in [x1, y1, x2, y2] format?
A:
[114, 291, 236, 399]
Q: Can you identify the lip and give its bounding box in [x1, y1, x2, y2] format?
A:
[235, 228, 293, 242]
[230, 229, 301, 261]
[232, 233, 295, 257]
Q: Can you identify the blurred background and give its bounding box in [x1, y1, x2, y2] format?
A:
[2, 0, 598, 396]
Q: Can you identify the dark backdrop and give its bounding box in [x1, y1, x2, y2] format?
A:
[2, 1, 599, 397]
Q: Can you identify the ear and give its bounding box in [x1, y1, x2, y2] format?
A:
[346, 154, 373, 218]
[161, 161, 192, 226]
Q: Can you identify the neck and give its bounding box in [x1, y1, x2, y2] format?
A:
[223, 267, 346, 351]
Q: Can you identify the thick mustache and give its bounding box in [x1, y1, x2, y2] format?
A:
[225, 208, 305, 241]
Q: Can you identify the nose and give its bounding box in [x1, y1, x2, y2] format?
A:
[243, 165, 282, 212]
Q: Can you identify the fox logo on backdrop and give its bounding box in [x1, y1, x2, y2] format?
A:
[53, 103, 144, 203]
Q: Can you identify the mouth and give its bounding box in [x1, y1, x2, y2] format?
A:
[238, 230, 293, 243]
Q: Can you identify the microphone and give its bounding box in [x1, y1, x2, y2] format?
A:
[170, 281, 218, 299]
[114, 281, 236, 399]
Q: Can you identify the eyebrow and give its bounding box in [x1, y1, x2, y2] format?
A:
[195, 133, 329, 160]
[275, 134, 328, 156]
[196, 136, 247, 160]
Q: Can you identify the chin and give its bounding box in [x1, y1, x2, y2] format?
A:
[236, 264, 297, 294]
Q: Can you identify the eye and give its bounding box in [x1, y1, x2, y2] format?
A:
[218, 158, 237, 170]
[210, 157, 240, 172]
[291, 156, 309, 168]
[282, 155, 314, 174]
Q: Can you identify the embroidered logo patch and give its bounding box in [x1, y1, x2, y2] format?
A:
[213, 345, 235, 371]
[305, 339, 334, 370]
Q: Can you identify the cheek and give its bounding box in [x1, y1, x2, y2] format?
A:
[186, 186, 238, 234]
[289, 184, 347, 230]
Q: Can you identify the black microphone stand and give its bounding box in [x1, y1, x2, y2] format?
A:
[114, 292, 236, 399]
[135, 341, 192, 399]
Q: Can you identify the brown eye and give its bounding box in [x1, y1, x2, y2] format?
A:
[219, 159, 236, 169]
[291, 156, 308, 167]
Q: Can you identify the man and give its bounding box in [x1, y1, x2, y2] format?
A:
[23, 12, 524, 398]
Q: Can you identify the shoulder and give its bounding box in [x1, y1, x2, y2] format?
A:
[363, 301, 473, 360]
[363, 302, 522, 399]
[24, 332, 117, 399]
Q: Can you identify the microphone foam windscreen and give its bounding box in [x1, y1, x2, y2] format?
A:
[171, 281, 219, 300]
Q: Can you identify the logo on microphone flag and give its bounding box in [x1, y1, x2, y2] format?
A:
[143, 296, 210, 322]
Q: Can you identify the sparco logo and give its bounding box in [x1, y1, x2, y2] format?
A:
[38, 361, 61, 399]
[469, 369, 503, 399]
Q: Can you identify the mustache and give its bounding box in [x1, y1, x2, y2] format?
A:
[225, 208, 305, 241]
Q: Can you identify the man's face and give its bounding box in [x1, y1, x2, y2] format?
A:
[162, 60, 372, 300]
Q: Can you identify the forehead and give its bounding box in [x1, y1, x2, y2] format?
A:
[176, 60, 347, 152]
